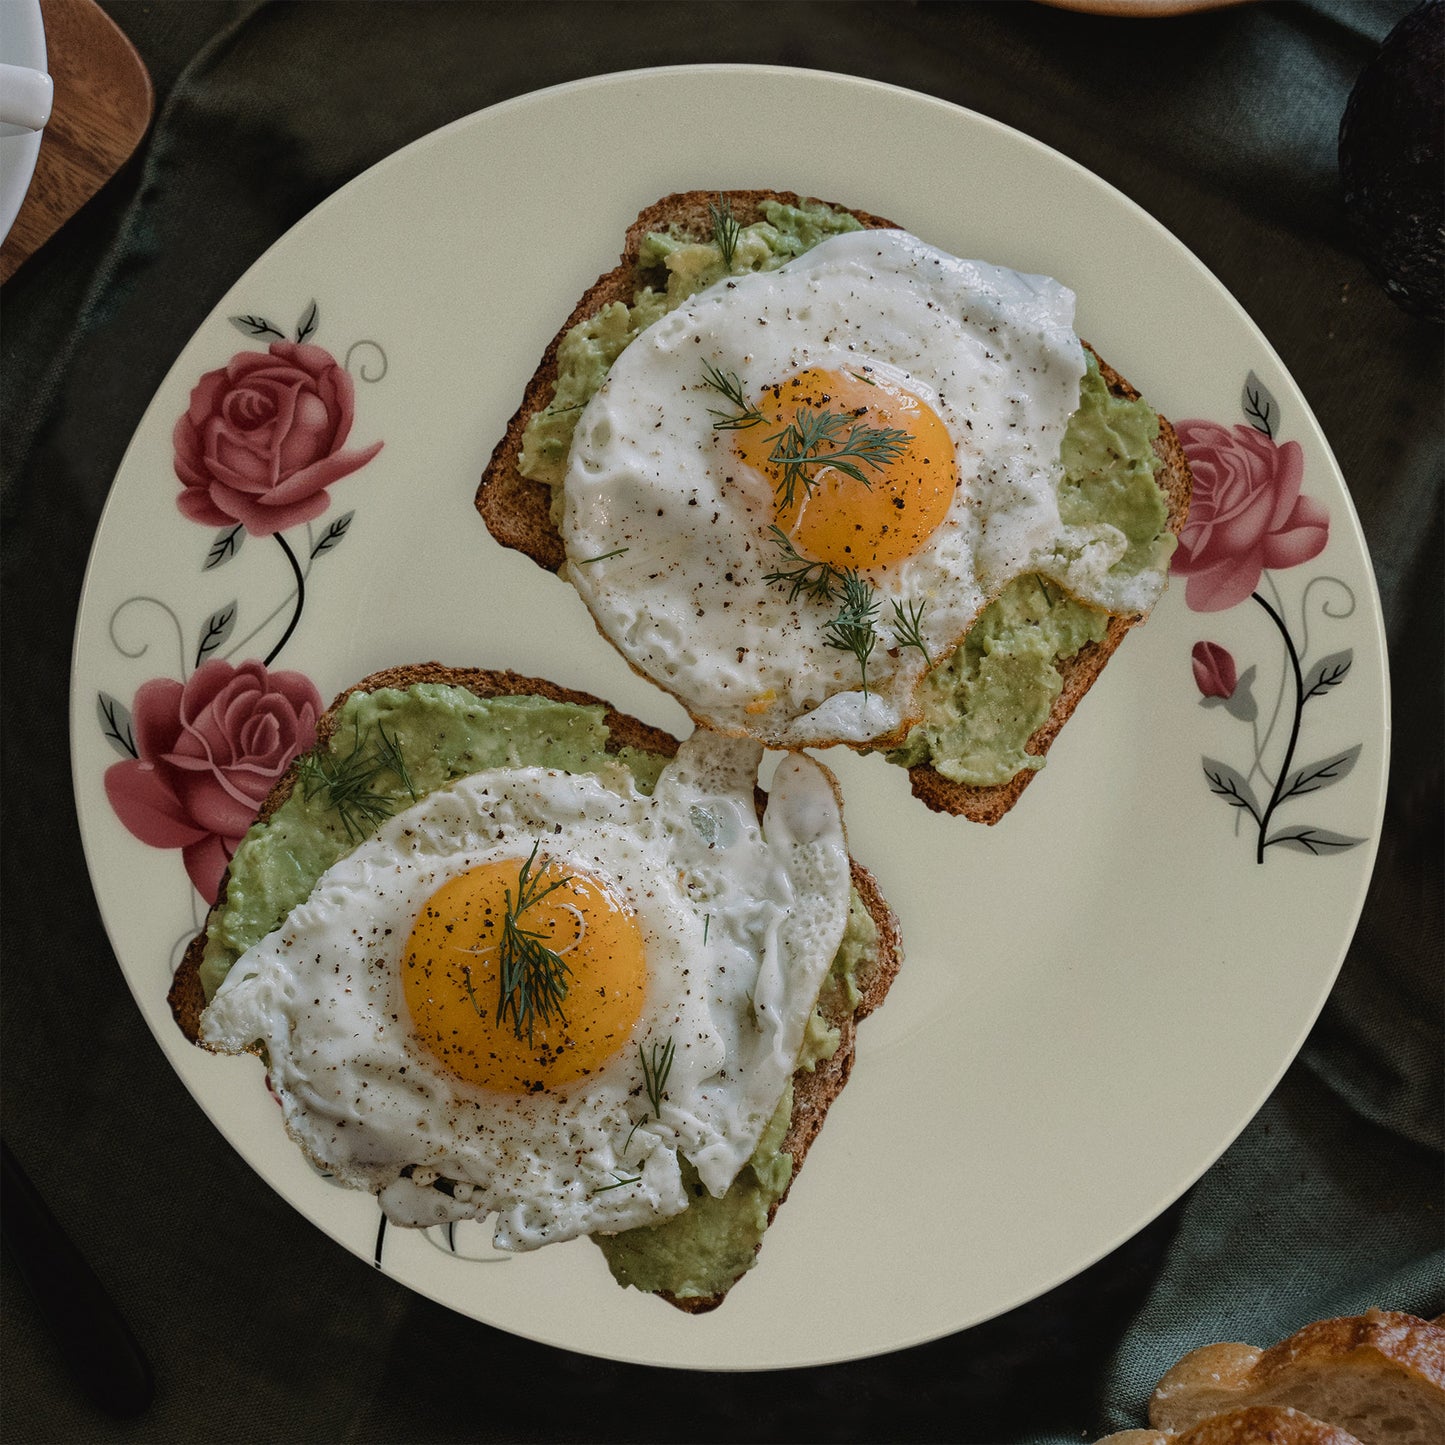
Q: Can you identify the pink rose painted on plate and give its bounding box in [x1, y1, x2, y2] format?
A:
[1171, 419, 1328, 612]
[174, 339, 382, 538]
[1175, 374, 1364, 862]
[99, 300, 386, 904]
[104, 659, 322, 903]
[1191, 640, 1238, 699]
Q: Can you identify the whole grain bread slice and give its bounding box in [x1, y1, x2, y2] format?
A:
[167, 662, 904, 1312]
[474, 191, 1192, 823]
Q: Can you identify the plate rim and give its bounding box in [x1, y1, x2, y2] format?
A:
[69, 62, 1391, 1370]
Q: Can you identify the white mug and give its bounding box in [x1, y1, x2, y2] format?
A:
[0, 61, 52, 131]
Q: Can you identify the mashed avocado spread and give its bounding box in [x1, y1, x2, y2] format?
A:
[202, 683, 879, 1300]
[888, 357, 1167, 785]
[517, 200, 1171, 787]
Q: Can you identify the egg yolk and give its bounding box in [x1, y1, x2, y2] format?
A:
[733, 366, 959, 571]
[401, 855, 646, 1095]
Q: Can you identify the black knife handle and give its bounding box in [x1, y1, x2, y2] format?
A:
[1, 1138, 155, 1418]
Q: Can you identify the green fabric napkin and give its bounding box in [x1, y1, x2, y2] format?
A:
[2, 3, 1437, 1440]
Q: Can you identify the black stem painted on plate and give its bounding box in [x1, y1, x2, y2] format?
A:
[263, 533, 305, 666]
[1251, 589, 1305, 864]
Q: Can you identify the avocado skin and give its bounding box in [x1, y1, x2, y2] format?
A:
[1338, 0, 1444, 323]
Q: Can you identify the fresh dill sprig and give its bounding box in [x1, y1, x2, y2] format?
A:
[372, 722, 417, 801]
[486, 841, 574, 1046]
[590, 1170, 642, 1196]
[1035, 576, 1057, 609]
[640, 1035, 676, 1119]
[762, 530, 883, 694]
[573, 546, 629, 566]
[889, 597, 931, 665]
[823, 569, 880, 698]
[767, 408, 911, 512]
[761, 525, 843, 604]
[621, 1028, 677, 1164]
[701, 361, 766, 430]
[459, 962, 484, 1017]
[296, 721, 404, 842]
[709, 194, 740, 269]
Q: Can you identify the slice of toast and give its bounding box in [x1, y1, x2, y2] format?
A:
[474, 191, 1192, 823]
[168, 663, 903, 1312]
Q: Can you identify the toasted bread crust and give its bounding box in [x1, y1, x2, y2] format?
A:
[168, 662, 903, 1313]
[1149, 1310, 1445, 1443]
[474, 193, 1192, 822]
[1098, 1405, 1366, 1445]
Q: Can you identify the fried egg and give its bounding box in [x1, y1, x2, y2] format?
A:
[559, 228, 1167, 749]
[199, 733, 851, 1251]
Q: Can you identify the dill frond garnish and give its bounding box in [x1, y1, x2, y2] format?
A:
[709, 194, 740, 269]
[702, 361, 766, 430]
[762, 530, 885, 694]
[823, 569, 881, 698]
[640, 1035, 676, 1119]
[889, 597, 931, 665]
[296, 721, 410, 842]
[619, 1032, 676, 1165]
[482, 840, 574, 1046]
[373, 722, 417, 801]
[761, 525, 843, 604]
[459, 962, 484, 1018]
[767, 407, 911, 512]
[590, 1170, 642, 1196]
[573, 547, 629, 566]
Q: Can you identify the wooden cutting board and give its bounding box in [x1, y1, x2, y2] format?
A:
[0, 0, 152, 284]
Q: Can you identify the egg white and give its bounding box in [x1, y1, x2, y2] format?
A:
[560, 228, 1167, 749]
[200, 733, 851, 1252]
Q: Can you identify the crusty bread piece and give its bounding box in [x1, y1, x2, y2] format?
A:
[167, 662, 904, 1312]
[1097, 1404, 1365, 1444]
[474, 191, 1192, 823]
[1144, 1310, 1445, 1445]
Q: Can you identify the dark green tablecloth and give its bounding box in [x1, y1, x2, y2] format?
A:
[2, 3, 1439, 1441]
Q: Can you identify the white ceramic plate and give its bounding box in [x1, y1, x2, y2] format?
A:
[71, 67, 1388, 1370]
[0, 0, 46, 242]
